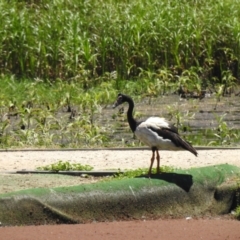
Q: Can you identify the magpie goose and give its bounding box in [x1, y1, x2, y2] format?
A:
[113, 93, 198, 176]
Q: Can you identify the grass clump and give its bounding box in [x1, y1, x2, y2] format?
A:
[109, 166, 174, 180]
[37, 160, 93, 172]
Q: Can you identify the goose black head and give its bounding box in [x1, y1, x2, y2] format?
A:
[112, 93, 124, 108]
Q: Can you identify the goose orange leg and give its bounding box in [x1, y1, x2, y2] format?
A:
[156, 150, 160, 174]
[148, 150, 155, 177]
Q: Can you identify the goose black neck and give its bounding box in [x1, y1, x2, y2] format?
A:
[125, 96, 137, 132]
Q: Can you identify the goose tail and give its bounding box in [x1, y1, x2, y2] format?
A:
[183, 140, 198, 156]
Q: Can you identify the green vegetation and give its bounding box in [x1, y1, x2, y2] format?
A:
[0, 0, 239, 85]
[36, 161, 173, 179]
[186, 113, 240, 147]
[0, 0, 240, 148]
[0, 77, 118, 148]
[0, 75, 240, 148]
[109, 166, 174, 180]
[37, 160, 93, 171]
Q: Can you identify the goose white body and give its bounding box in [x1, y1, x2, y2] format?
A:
[135, 117, 183, 150]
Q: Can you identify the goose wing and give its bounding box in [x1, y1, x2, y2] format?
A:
[136, 117, 197, 156]
[144, 117, 183, 146]
[144, 117, 178, 134]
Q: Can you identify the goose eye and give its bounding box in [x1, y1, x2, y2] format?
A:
[117, 95, 123, 102]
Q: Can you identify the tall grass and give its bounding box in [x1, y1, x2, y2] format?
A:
[0, 0, 239, 84]
[0, 76, 240, 149]
[0, 76, 118, 148]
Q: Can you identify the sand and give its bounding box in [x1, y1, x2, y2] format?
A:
[0, 148, 239, 171]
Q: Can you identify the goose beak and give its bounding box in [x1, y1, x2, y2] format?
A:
[113, 94, 123, 108]
[112, 101, 119, 109]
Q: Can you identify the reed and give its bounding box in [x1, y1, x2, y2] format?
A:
[0, 0, 239, 85]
